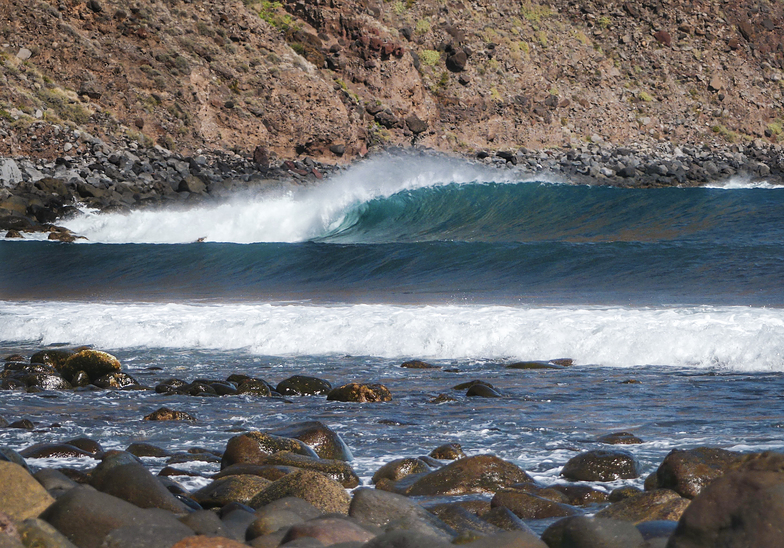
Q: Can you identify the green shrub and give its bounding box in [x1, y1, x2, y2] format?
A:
[419, 49, 440, 66]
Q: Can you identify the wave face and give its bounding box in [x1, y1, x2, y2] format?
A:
[1, 301, 783, 371]
[57, 155, 784, 246]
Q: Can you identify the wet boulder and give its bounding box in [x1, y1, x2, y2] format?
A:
[403, 454, 534, 496]
[0, 462, 56, 522]
[30, 348, 82, 368]
[93, 372, 140, 389]
[214, 463, 298, 482]
[143, 407, 196, 421]
[65, 438, 104, 456]
[460, 530, 548, 548]
[596, 432, 643, 445]
[155, 378, 188, 394]
[255, 451, 359, 488]
[327, 382, 392, 402]
[33, 468, 79, 498]
[275, 375, 332, 396]
[221, 432, 318, 469]
[127, 443, 171, 458]
[89, 461, 190, 513]
[667, 451, 784, 547]
[400, 360, 438, 369]
[561, 449, 641, 481]
[269, 421, 352, 461]
[20, 443, 96, 460]
[22, 373, 72, 390]
[466, 384, 502, 397]
[372, 458, 433, 484]
[41, 486, 192, 548]
[16, 518, 79, 548]
[248, 469, 351, 514]
[59, 350, 121, 382]
[596, 489, 689, 523]
[235, 379, 271, 396]
[541, 516, 645, 548]
[430, 443, 465, 460]
[246, 509, 305, 539]
[348, 488, 454, 540]
[280, 516, 377, 545]
[428, 503, 500, 536]
[549, 484, 609, 506]
[191, 475, 272, 509]
[648, 446, 740, 499]
[491, 488, 577, 520]
[480, 506, 536, 533]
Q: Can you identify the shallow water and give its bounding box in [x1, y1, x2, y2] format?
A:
[1, 154, 783, 528]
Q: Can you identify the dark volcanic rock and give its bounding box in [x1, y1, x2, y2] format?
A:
[275, 376, 332, 396]
[648, 446, 740, 499]
[327, 383, 392, 402]
[143, 407, 195, 421]
[561, 449, 641, 481]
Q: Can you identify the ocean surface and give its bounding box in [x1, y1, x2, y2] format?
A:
[1, 153, 784, 524]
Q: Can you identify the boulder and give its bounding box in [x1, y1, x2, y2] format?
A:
[19, 443, 95, 460]
[465, 384, 502, 397]
[427, 504, 499, 536]
[348, 488, 453, 539]
[596, 489, 689, 523]
[89, 462, 190, 513]
[221, 432, 318, 469]
[404, 454, 533, 496]
[100, 523, 192, 548]
[59, 350, 121, 382]
[541, 516, 645, 548]
[40, 486, 189, 548]
[461, 531, 547, 547]
[93, 372, 140, 389]
[171, 537, 249, 548]
[178, 176, 206, 194]
[269, 421, 352, 461]
[0, 462, 55, 522]
[404, 115, 428, 135]
[561, 449, 641, 481]
[596, 432, 643, 445]
[143, 408, 195, 421]
[400, 360, 438, 369]
[275, 376, 332, 396]
[327, 383, 392, 402]
[256, 451, 359, 488]
[372, 458, 432, 484]
[191, 475, 272, 508]
[490, 489, 577, 520]
[127, 443, 171, 458]
[667, 453, 784, 547]
[363, 530, 453, 548]
[649, 447, 740, 499]
[16, 518, 79, 548]
[22, 373, 71, 390]
[280, 517, 376, 545]
[549, 484, 609, 506]
[213, 464, 298, 482]
[246, 509, 304, 539]
[480, 506, 536, 533]
[445, 49, 468, 72]
[429, 443, 465, 460]
[248, 470, 351, 514]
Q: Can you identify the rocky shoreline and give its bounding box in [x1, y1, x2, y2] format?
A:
[2, 138, 783, 242]
[2, 347, 783, 548]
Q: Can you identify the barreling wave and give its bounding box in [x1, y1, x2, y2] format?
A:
[2, 301, 783, 371]
[56, 154, 784, 245]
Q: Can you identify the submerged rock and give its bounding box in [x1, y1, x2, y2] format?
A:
[143, 407, 196, 421]
[275, 375, 332, 396]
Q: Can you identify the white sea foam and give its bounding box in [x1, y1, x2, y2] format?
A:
[2, 301, 782, 371]
[703, 175, 784, 189]
[61, 155, 511, 244]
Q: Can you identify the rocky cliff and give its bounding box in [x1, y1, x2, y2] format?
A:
[1, 0, 783, 163]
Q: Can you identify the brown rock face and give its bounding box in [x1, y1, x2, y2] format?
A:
[650, 447, 741, 499]
[404, 454, 534, 496]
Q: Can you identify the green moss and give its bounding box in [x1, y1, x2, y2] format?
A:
[768, 122, 783, 135]
[712, 124, 738, 143]
[597, 15, 611, 28]
[638, 91, 654, 102]
[259, 1, 296, 31]
[392, 1, 406, 14]
[36, 87, 90, 125]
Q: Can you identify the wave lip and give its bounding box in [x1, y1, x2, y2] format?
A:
[61, 154, 510, 245]
[2, 301, 782, 372]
